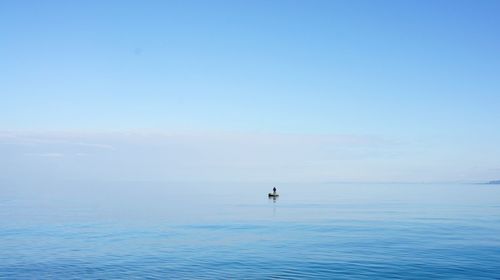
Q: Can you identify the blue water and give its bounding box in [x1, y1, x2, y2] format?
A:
[1, 182, 500, 279]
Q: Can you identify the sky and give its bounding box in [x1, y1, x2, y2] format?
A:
[1, 0, 500, 183]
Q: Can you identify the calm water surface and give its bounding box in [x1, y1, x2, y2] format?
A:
[1, 182, 500, 279]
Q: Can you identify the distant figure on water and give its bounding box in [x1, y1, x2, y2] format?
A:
[268, 187, 279, 200]
[269, 187, 279, 199]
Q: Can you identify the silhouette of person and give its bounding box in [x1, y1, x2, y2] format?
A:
[273, 187, 277, 194]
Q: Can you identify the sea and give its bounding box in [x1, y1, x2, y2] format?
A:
[1, 181, 500, 279]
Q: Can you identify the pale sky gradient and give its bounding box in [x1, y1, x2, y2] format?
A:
[1, 1, 500, 183]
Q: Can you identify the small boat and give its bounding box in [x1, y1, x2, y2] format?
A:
[268, 193, 279, 197]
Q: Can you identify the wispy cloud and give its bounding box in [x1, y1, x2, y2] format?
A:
[0, 130, 399, 182]
[7, 130, 490, 183]
[0, 131, 115, 151]
[75, 142, 115, 150]
[24, 152, 65, 158]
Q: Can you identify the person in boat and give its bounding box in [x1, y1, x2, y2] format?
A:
[273, 187, 277, 194]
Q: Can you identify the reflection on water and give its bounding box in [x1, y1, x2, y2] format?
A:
[1, 182, 500, 279]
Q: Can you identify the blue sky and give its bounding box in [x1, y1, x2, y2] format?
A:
[1, 0, 500, 183]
